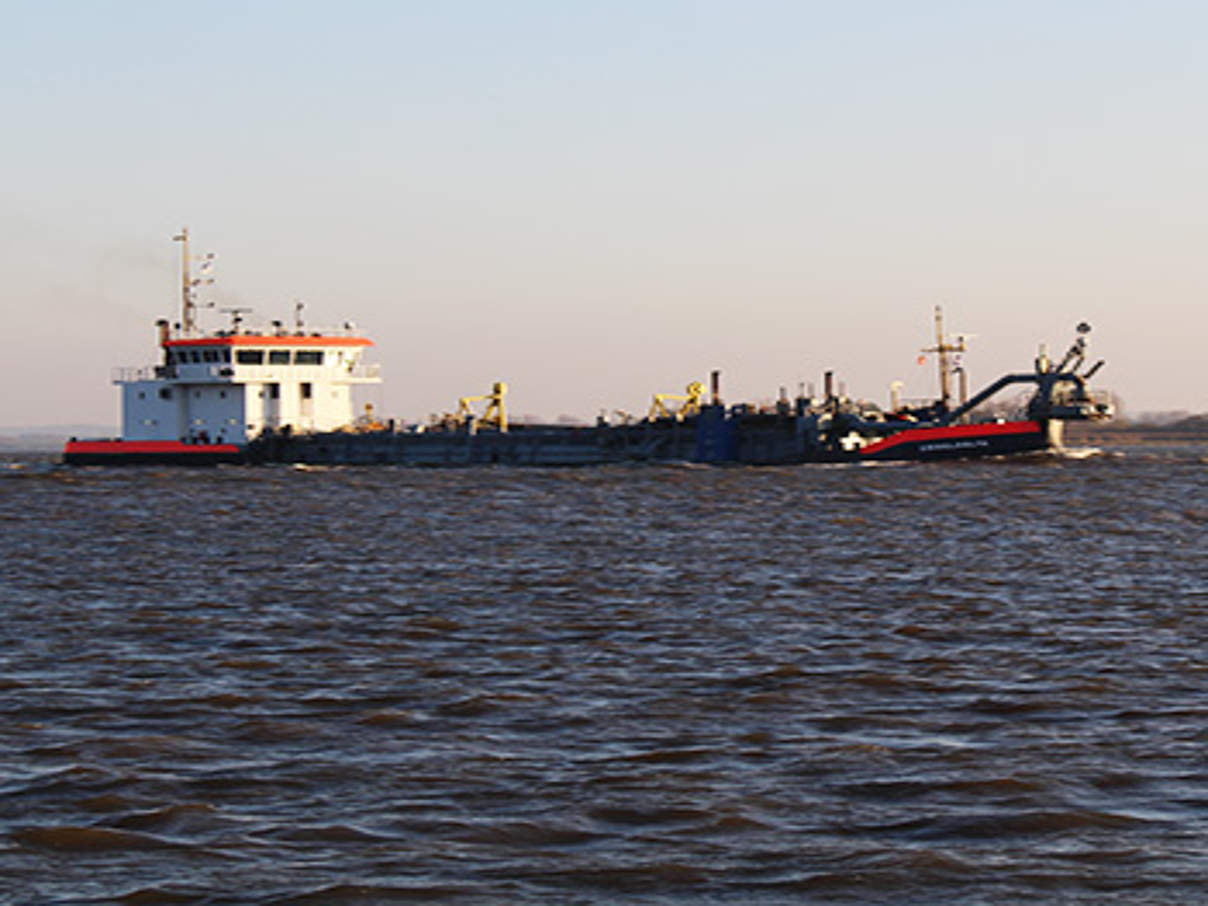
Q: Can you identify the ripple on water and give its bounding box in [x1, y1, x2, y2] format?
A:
[2, 455, 1206, 903]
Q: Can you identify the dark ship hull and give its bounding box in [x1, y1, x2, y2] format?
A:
[228, 415, 1055, 467]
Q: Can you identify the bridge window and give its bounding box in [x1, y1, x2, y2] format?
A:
[203, 349, 219, 362]
[295, 350, 323, 365]
[269, 350, 290, 364]
[236, 350, 264, 365]
[190, 350, 202, 363]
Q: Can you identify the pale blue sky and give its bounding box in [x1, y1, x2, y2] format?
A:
[4, 1, 1206, 426]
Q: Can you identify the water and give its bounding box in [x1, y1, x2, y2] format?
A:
[1, 448, 1205, 904]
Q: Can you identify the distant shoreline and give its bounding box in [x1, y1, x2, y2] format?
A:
[1065, 422, 1208, 446]
[0, 443, 71, 454]
[0, 427, 114, 453]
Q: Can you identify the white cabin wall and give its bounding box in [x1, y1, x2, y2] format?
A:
[244, 384, 265, 438]
[276, 379, 297, 429]
[122, 381, 181, 441]
[238, 366, 360, 434]
[315, 383, 354, 430]
[181, 384, 245, 443]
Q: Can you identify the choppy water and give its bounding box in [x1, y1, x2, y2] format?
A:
[1, 447, 1206, 905]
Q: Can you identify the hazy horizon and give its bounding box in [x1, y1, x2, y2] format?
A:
[5, 2, 1207, 427]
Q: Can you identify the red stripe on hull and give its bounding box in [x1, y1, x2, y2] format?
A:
[63, 440, 246, 466]
[860, 420, 1044, 458]
[65, 441, 243, 455]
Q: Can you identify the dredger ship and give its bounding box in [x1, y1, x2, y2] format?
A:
[63, 232, 1113, 467]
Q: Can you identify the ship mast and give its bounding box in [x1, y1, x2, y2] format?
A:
[921, 305, 966, 409]
[173, 228, 195, 335]
[173, 228, 216, 335]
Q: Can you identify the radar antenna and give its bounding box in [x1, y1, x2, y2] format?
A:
[219, 307, 253, 333]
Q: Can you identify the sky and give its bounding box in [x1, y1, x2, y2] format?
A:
[4, 0, 1207, 429]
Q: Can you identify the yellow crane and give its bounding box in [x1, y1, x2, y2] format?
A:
[354, 402, 385, 432]
[648, 381, 706, 421]
[456, 381, 508, 432]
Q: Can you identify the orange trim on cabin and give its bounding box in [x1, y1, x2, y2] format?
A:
[859, 420, 1042, 456]
[163, 335, 373, 348]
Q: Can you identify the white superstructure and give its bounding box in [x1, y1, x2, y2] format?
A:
[114, 230, 381, 445]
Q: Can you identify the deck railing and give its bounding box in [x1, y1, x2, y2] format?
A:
[111, 362, 381, 384]
[111, 366, 157, 383]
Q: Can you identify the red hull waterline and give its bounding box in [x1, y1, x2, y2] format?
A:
[859, 420, 1049, 461]
[63, 440, 246, 466]
[62, 421, 1052, 466]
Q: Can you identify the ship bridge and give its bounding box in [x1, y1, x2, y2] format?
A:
[117, 327, 382, 445]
